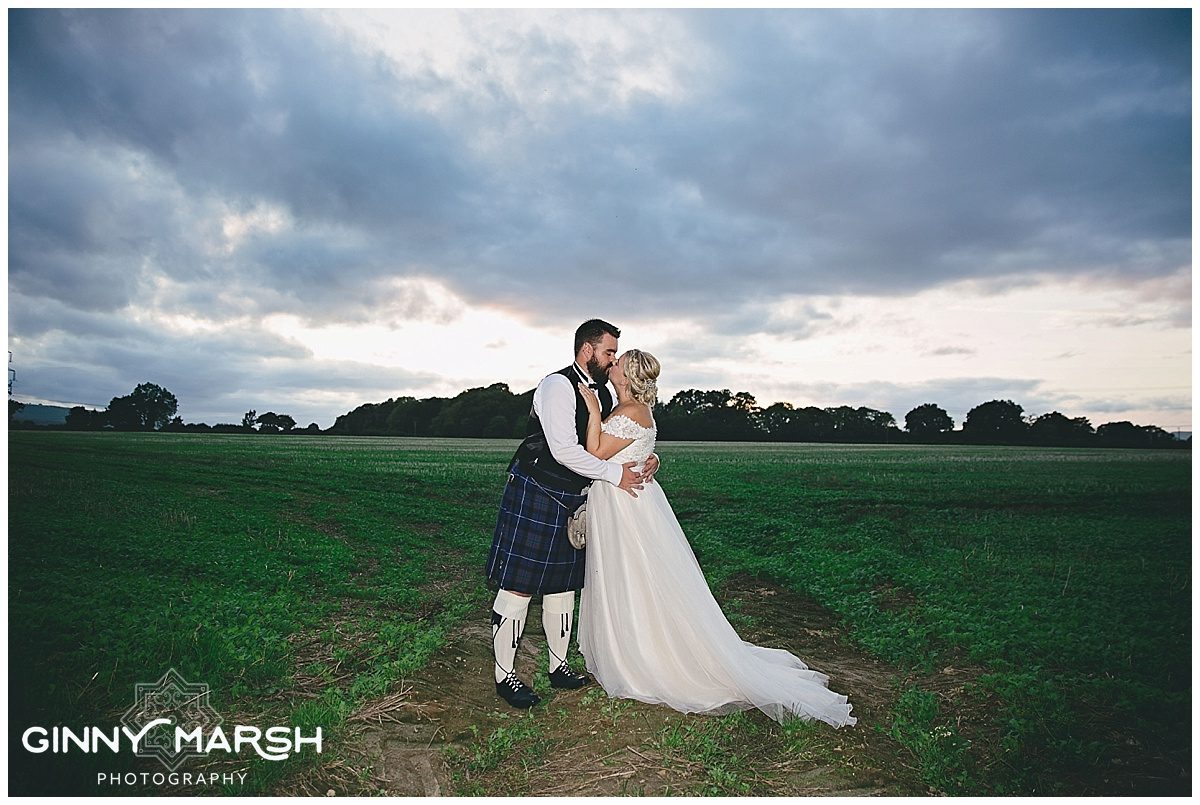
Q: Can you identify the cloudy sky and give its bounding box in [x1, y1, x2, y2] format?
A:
[8, 8, 1192, 430]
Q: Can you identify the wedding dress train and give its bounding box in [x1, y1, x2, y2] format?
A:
[577, 415, 856, 728]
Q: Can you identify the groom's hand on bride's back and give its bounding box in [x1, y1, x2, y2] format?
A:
[618, 461, 645, 497]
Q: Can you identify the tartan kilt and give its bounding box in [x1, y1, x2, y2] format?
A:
[486, 459, 588, 595]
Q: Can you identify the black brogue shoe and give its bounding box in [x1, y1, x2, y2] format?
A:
[548, 663, 591, 689]
[496, 672, 541, 709]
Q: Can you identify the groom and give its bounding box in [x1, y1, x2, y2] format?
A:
[484, 319, 659, 708]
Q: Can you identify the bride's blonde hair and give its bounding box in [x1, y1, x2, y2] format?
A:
[623, 349, 661, 407]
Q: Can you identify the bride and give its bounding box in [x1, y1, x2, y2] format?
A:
[575, 350, 857, 729]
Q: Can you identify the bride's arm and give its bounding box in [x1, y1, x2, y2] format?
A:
[578, 384, 635, 460]
[580, 384, 602, 454]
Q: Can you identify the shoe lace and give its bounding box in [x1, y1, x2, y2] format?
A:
[503, 671, 527, 692]
[553, 663, 582, 679]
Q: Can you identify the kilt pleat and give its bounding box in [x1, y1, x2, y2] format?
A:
[486, 460, 588, 595]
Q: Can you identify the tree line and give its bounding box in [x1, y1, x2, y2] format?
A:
[10, 383, 319, 434]
[11, 381, 1188, 450]
[329, 383, 1187, 450]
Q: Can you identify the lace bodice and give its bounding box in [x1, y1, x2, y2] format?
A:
[602, 414, 657, 466]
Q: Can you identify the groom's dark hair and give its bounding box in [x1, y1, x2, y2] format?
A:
[574, 319, 621, 354]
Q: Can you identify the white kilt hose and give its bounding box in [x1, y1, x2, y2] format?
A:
[485, 459, 588, 595]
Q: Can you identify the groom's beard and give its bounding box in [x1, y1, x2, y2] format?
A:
[585, 356, 609, 384]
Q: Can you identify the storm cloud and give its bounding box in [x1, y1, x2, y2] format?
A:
[7, 8, 1190, 425]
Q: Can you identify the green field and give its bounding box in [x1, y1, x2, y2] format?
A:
[8, 432, 1190, 795]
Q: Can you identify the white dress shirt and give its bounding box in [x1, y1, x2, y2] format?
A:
[531, 363, 622, 486]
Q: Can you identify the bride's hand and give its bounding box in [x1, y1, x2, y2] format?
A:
[642, 452, 660, 484]
[577, 382, 601, 417]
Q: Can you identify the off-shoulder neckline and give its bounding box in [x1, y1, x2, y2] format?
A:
[603, 412, 657, 432]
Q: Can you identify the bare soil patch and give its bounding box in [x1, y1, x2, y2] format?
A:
[294, 575, 1005, 796]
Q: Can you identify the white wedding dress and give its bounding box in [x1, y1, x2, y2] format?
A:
[577, 414, 857, 728]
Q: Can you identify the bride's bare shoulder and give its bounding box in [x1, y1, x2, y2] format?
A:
[611, 402, 654, 429]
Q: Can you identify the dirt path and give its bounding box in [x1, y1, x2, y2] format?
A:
[309, 577, 977, 797]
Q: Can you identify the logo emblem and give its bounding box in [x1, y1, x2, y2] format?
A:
[120, 668, 223, 771]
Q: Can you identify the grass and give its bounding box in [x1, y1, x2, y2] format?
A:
[446, 712, 550, 795]
[661, 442, 1189, 793]
[888, 686, 974, 794]
[8, 432, 1190, 795]
[9, 432, 498, 794]
[649, 711, 764, 795]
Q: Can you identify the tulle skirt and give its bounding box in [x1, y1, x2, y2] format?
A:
[577, 477, 857, 728]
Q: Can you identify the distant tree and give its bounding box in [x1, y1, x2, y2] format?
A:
[729, 391, 759, 413]
[382, 396, 452, 436]
[106, 383, 178, 431]
[1029, 412, 1094, 446]
[858, 407, 901, 442]
[241, 410, 257, 431]
[656, 389, 717, 439]
[106, 395, 139, 431]
[301, 422, 321, 433]
[65, 406, 107, 430]
[825, 406, 859, 441]
[331, 399, 392, 435]
[382, 397, 420, 435]
[1071, 415, 1098, 442]
[1096, 421, 1143, 448]
[1140, 425, 1176, 448]
[905, 403, 954, 438]
[963, 399, 1028, 443]
[483, 414, 511, 438]
[760, 401, 838, 442]
[256, 412, 296, 433]
[761, 402, 798, 440]
[511, 415, 529, 438]
[330, 395, 453, 436]
[657, 389, 761, 440]
[212, 423, 244, 433]
[163, 415, 186, 432]
[429, 384, 526, 438]
[131, 382, 178, 430]
[793, 406, 835, 442]
[64, 406, 85, 429]
[824, 405, 900, 443]
[9, 399, 25, 420]
[724, 392, 763, 439]
[1096, 421, 1176, 449]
